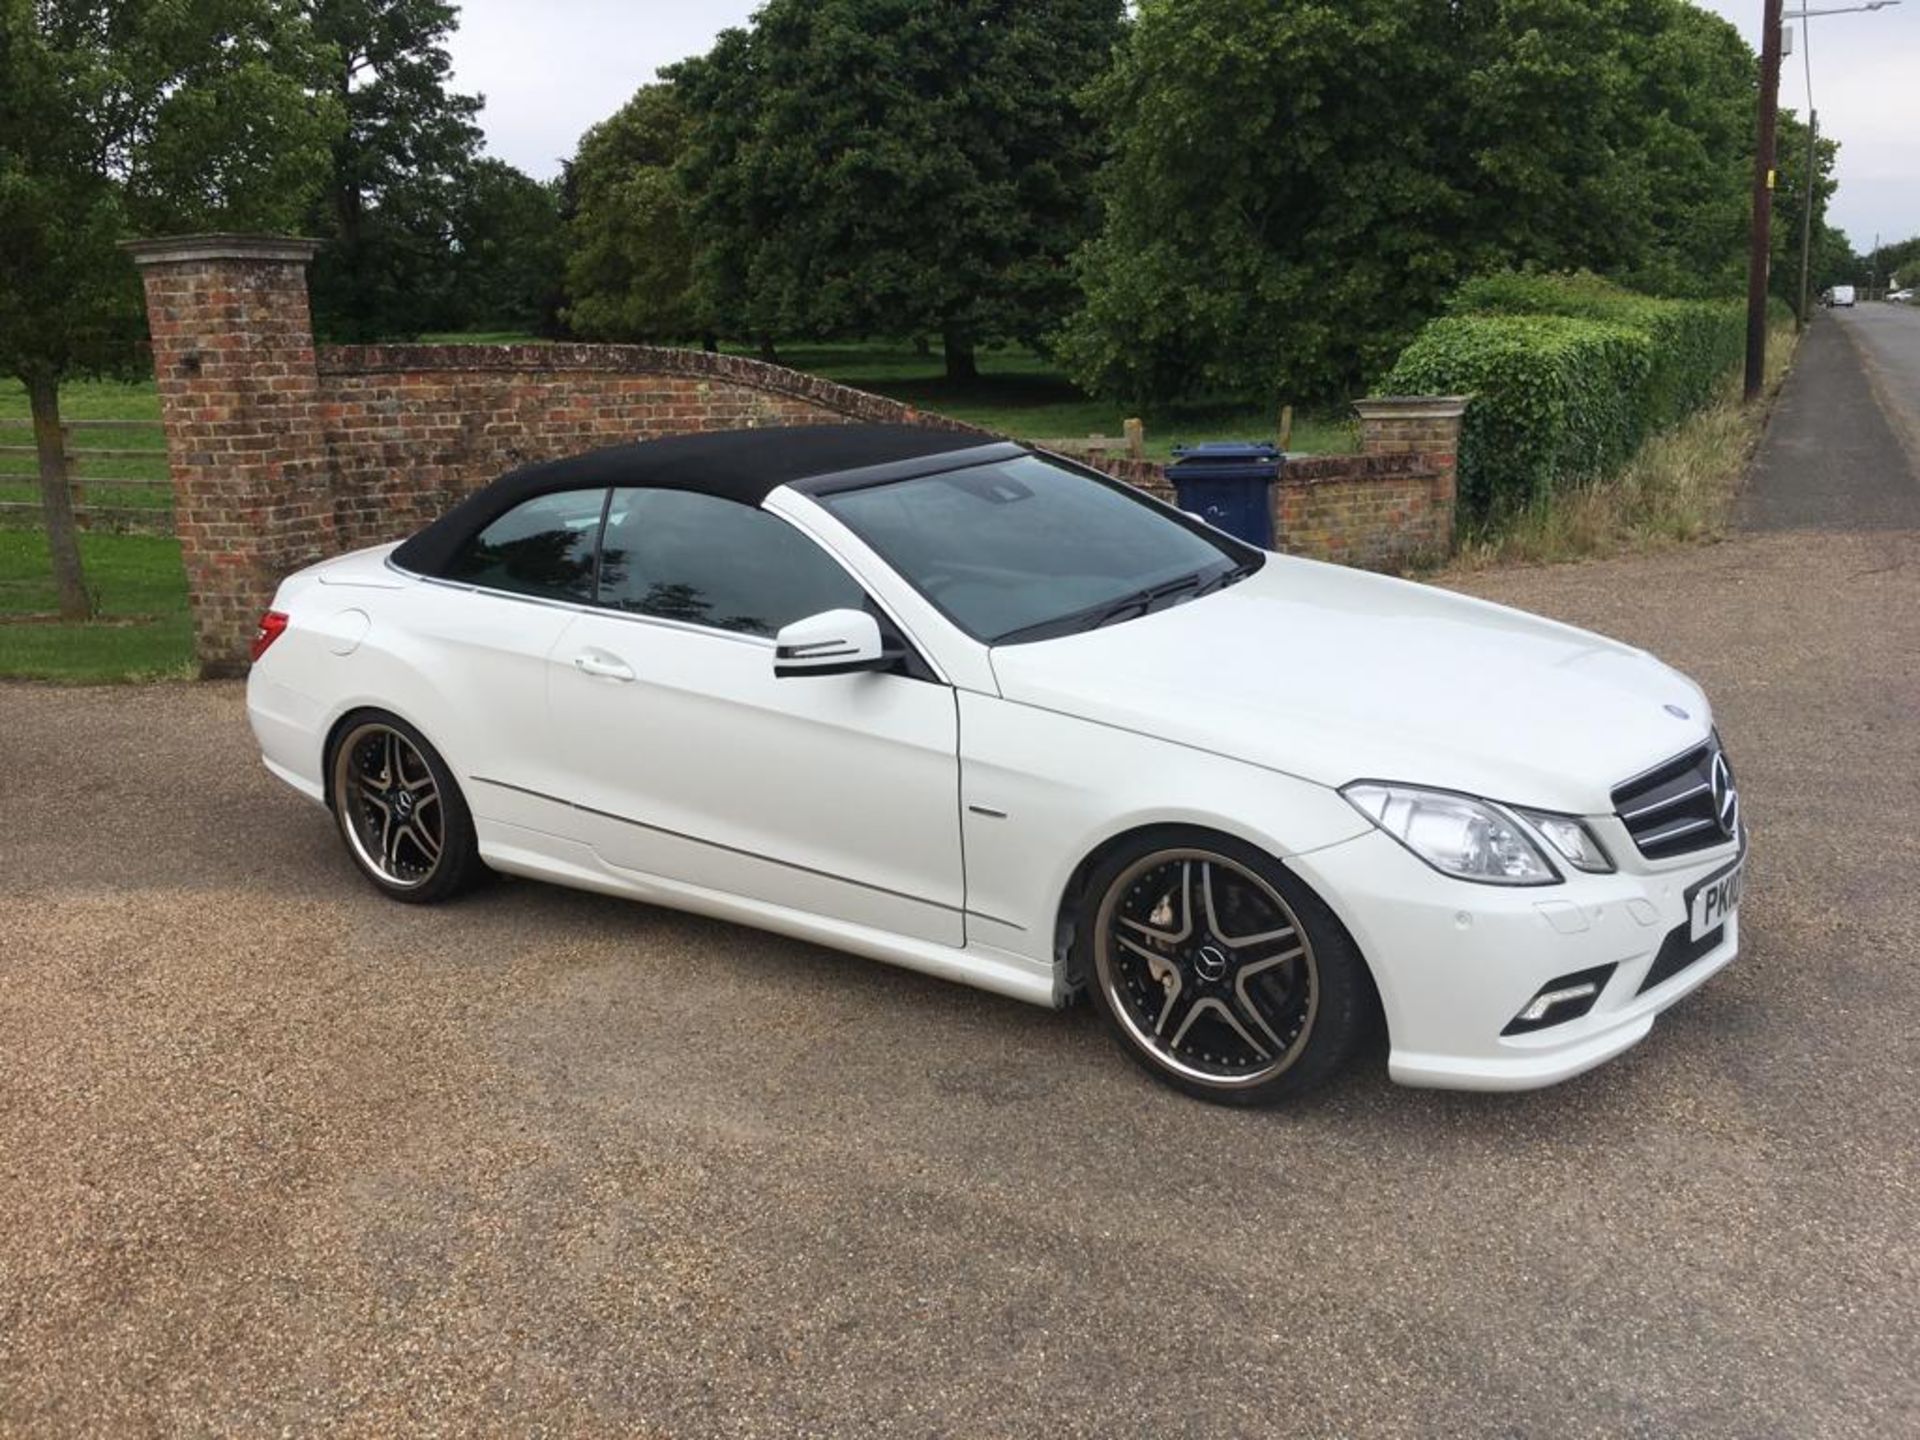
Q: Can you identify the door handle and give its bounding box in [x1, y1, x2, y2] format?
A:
[572, 651, 635, 682]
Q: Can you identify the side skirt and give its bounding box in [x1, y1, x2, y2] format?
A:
[475, 817, 1063, 1009]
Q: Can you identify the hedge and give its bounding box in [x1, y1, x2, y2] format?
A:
[1382, 273, 1744, 522]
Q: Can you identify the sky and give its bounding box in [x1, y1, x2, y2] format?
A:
[1700, 0, 1918, 249]
[446, 0, 1918, 250]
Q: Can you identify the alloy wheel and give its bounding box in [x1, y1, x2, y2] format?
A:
[1094, 848, 1320, 1088]
[333, 721, 446, 889]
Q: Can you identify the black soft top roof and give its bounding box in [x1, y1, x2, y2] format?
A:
[391, 424, 1005, 578]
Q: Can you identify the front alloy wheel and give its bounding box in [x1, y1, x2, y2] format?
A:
[1083, 831, 1370, 1105]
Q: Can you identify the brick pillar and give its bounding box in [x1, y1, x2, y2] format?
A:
[1354, 395, 1469, 552]
[124, 234, 333, 678]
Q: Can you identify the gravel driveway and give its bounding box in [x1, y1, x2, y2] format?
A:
[4, 328, 1917, 1435]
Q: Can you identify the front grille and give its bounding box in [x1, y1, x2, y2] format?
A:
[1612, 737, 1738, 861]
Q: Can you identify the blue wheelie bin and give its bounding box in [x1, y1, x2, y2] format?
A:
[1166, 442, 1283, 548]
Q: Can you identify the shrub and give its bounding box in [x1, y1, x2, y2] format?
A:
[1384, 273, 1743, 522]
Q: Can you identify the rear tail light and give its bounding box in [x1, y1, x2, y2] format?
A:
[251, 610, 289, 662]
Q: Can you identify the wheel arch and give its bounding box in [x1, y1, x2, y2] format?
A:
[1052, 820, 1384, 1026]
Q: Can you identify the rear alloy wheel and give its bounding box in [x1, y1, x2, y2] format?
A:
[1082, 831, 1369, 1105]
[329, 713, 484, 903]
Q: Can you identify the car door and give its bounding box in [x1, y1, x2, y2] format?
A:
[403, 485, 609, 811]
[546, 486, 965, 946]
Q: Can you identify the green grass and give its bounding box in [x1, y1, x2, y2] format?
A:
[0, 529, 193, 681]
[0, 376, 162, 423]
[757, 342, 1358, 459]
[0, 378, 187, 681]
[0, 377, 170, 512]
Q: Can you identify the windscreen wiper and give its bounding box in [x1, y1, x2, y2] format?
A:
[1192, 559, 1259, 597]
[1087, 572, 1206, 630]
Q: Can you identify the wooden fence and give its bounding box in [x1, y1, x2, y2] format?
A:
[0, 418, 174, 535]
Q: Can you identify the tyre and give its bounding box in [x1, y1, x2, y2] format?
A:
[1079, 827, 1369, 1106]
[327, 711, 486, 904]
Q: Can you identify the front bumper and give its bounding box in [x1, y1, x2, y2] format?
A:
[1289, 826, 1743, 1091]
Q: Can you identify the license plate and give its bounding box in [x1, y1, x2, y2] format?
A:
[1688, 852, 1745, 941]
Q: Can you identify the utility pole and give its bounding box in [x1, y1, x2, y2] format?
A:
[1795, 109, 1817, 326]
[1795, 15, 1818, 328]
[1745, 0, 1786, 401]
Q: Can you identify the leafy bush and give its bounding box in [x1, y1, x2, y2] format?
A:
[1383, 274, 1742, 521]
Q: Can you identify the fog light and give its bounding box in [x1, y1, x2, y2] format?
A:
[1518, 983, 1599, 1023]
[1502, 963, 1616, 1035]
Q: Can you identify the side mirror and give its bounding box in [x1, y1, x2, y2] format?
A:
[773, 608, 899, 678]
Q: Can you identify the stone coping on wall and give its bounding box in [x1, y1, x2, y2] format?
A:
[123, 233, 325, 266]
[318, 342, 987, 435]
[1352, 396, 1470, 423]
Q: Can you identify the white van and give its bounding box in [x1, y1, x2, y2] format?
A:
[1826, 285, 1857, 308]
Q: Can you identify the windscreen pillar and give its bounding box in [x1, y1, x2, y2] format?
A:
[126, 234, 334, 677]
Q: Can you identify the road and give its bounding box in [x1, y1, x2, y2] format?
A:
[1741, 302, 1920, 531]
[3, 314, 1918, 1436]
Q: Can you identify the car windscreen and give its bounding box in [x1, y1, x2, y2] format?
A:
[817, 454, 1253, 644]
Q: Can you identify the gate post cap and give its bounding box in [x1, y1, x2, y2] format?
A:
[122, 234, 323, 267]
[1353, 396, 1471, 421]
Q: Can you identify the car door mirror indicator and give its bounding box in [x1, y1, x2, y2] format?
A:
[773, 608, 900, 678]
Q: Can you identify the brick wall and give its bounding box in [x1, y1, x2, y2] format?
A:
[1072, 411, 1463, 572]
[314, 345, 977, 548]
[128, 235, 1465, 675]
[1274, 453, 1450, 568]
[126, 236, 335, 674]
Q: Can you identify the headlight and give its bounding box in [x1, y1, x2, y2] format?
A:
[1342, 782, 1559, 885]
[1511, 806, 1614, 874]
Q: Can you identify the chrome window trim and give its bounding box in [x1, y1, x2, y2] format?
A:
[388, 555, 777, 649]
[385, 519, 948, 677]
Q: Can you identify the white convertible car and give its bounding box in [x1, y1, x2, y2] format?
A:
[248, 425, 1744, 1105]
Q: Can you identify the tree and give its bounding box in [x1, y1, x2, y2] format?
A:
[1809, 225, 1858, 297]
[0, 0, 341, 619]
[1867, 234, 1920, 292]
[1770, 109, 1843, 311]
[443, 159, 565, 334]
[562, 85, 699, 343]
[305, 0, 483, 339]
[671, 0, 1126, 379]
[1056, 0, 1468, 404]
[1058, 0, 1766, 406]
[1614, 0, 1756, 297]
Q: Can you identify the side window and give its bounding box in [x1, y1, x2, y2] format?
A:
[598, 488, 865, 637]
[444, 488, 607, 601]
